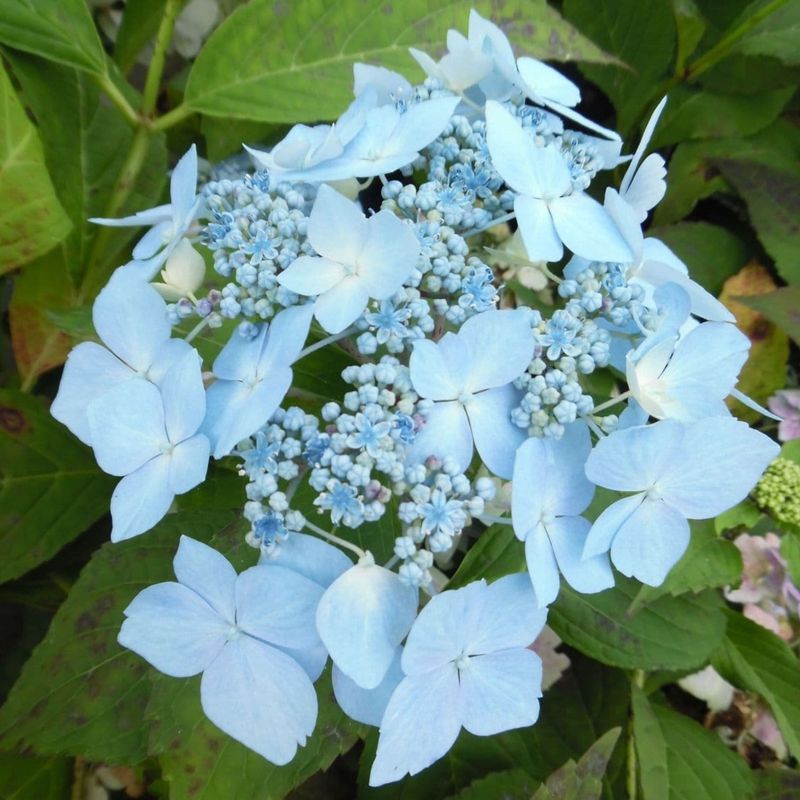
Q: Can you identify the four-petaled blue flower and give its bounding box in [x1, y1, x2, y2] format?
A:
[365, 300, 411, 344]
[420, 489, 467, 538]
[347, 413, 392, 457]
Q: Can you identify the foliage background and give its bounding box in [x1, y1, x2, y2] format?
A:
[0, 0, 799, 798]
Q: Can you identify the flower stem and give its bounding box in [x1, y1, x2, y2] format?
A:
[297, 326, 357, 359]
[150, 103, 193, 132]
[591, 390, 632, 415]
[141, 0, 184, 117]
[184, 315, 212, 343]
[627, 669, 646, 800]
[464, 211, 516, 239]
[304, 519, 366, 559]
[97, 73, 140, 127]
[477, 513, 513, 526]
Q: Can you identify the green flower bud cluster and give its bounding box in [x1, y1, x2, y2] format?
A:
[754, 458, 800, 528]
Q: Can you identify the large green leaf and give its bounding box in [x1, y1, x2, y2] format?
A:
[0, 390, 114, 584]
[753, 768, 800, 799]
[113, 0, 168, 75]
[732, 0, 800, 64]
[737, 287, 800, 345]
[185, 0, 615, 123]
[0, 0, 107, 74]
[0, 62, 70, 273]
[564, 0, 675, 132]
[0, 752, 72, 799]
[711, 609, 800, 759]
[449, 524, 523, 589]
[148, 669, 364, 800]
[632, 688, 753, 800]
[713, 158, 800, 285]
[450, 770, 536, 800]
[549, 578, 727, 671]
[0, 510, 245, 763]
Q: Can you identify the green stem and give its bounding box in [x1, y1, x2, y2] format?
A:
[627, 670, 646, 800]
[150, 102, 193, 132]
[97, 73, 140, 127]
[142, 0, 184, 116]
[304, 520, 366, 559]
[682, 0, 790, 81]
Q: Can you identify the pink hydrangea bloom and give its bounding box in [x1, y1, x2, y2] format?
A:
[768, 389, 800, 442]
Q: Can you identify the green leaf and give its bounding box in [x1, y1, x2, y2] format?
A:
[780, 532, 800, 588]
[148, 669, 364, 800]
[449, 524, 523, 589]
[629, 521, 742, 609]
[451, 770, 536, 800]
[0, 752, 72, 799]
[114, 0, 167, 75]
[185, 0, 616, 123]
[201, 115, 284, 162]
[714, 498, 763, 533]
[651, 85, 793, 147]
[752, 768, 800, 799]
[564, 0, 675, 131]
[737, 287, 800, 344]
[0, 510, 244, 763]
[671, 0, 706, 72]
[0, 62, 70, 273]
[0, 0, 107, 74]
[732, 0, 800, 64]
[712, 159, 800, 285]
[649, 222, 747, 296]
[531, 728, 622, 800]
[632, 688, 753, 800]
[711, 609, 800, 759]
[549, 578, 727, 671]
[0, 390, 115, 584]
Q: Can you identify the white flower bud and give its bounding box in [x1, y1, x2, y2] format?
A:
[151, 239, 205, 301]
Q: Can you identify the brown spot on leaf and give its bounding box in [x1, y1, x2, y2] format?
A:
[0, 407, 26, 434]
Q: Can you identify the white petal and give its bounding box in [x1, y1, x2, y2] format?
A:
[235, 564, 324, 650]
[159, 348, 205, 442]
[260, 302, 315, 370]
[515, 194, 562, 262]
[118, 581, 227, 677]
[51, 342, 133, 445]
[109, 456, 174, 541]
[200, 636, 317, 766]
[610, 497, 690, 586]
[380, 96, 459, 166]
[357, 211, 419, 299]
[170, 144, 198, 222]
[353, 63, 412, 105]
[260, 532, 353, 588]
[167, 434, 209, 494]
[89, 203, 172, 227]
[406, 401, 473, 473]
[308, 183, 367, 263]
[212, 324, 267, 382]
[547, 516, 614, 594]
[333, 647, 403, 727]
[277, 256, 346, 296]
[460, 649, 542, 736]
[313, 276, 370, 334]
[93, 268, 170, 372]
[604, 187, 644, 260]
[550, 193, 634, 263]
[316, 562, 418, 689]
[623, 153, 666, 222]
[148, 337, 194, 382]
[458, 308, 535, 392]
[659, 417, 779, 518]
[369, 667, 461, 786]
[620, 97, 668, 196]
[470, 573, 547, 652]
[173, 535, 237, 622]
[132, 221, 171, 260]
[525, 525, 561, 608]
[409, 334, 469, 400]
[583, 493, 646, 560]
[87, 379, 165, 476]
[467, 384, 527, 479]
[517, 57, 580, 106]
[278, 641, 328, 682]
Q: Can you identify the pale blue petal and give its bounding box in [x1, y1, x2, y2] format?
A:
[89, 203, 171, 227]
[544, 99, 621, 141]
[51, 342, 133, 445]
[260, 302, 315, 370]
[110, 455, 174, 541]
[582, 493, 645, 560]
[467, 383, 527, 479]
[459, 308, 535, 393]
[316, 562, 418, 689]
[369, 666, 461, 786]
[659, 417, 779, 518]
[584, 419, 684, 492]
[512, 438, 546, 538]
[409, 334, 469, 400]
[460, 649, 542, 736]
[118, 581, 227, 677]
[314, 276, 370, 334]
[159, 348, 205, 442]
[212, 324, 267, 382]
[358, 211, 419, 299]
[620, 97, 667, 196]
[148, 337, 194, 383]
[353, 63, 412, 105]
[604, 187, 643, 259]
[653, 281, 692, 332]
[332, 647, 403, 727]
[515, 194, 562, 262]
[93, 268, 170, 372]
[308, 183, 368, 263]
[517, 57, 580, 106]
[235, 564, 324, 650]
[622, 153, 666, 222]
[402, 580, 485, 675]
[550, 193, 633, 263]
[260, 532, 353, 588]
[547, 516, 614, 594]
[277, 255, 345, 296]
[618, 399, 649, 429]
[278, 641, 328, 682]
[170, 144, 198, 222]
[380, 96, 459, 167]
[132, 221, 170, 260]
[405, 401, 473, 473]
[173, 535, 236, 622]
[167, 434, 209, 494]
[470, 573, 547, 651]
[610, 498, 690, 586]
[485, 102, 540, 196]
[525, 525, 561, 608]
[87, 379, 165, 476]
[200, 636, 317, 765]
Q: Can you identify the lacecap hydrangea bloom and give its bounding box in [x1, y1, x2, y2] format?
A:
[55, 8, 781, 784]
